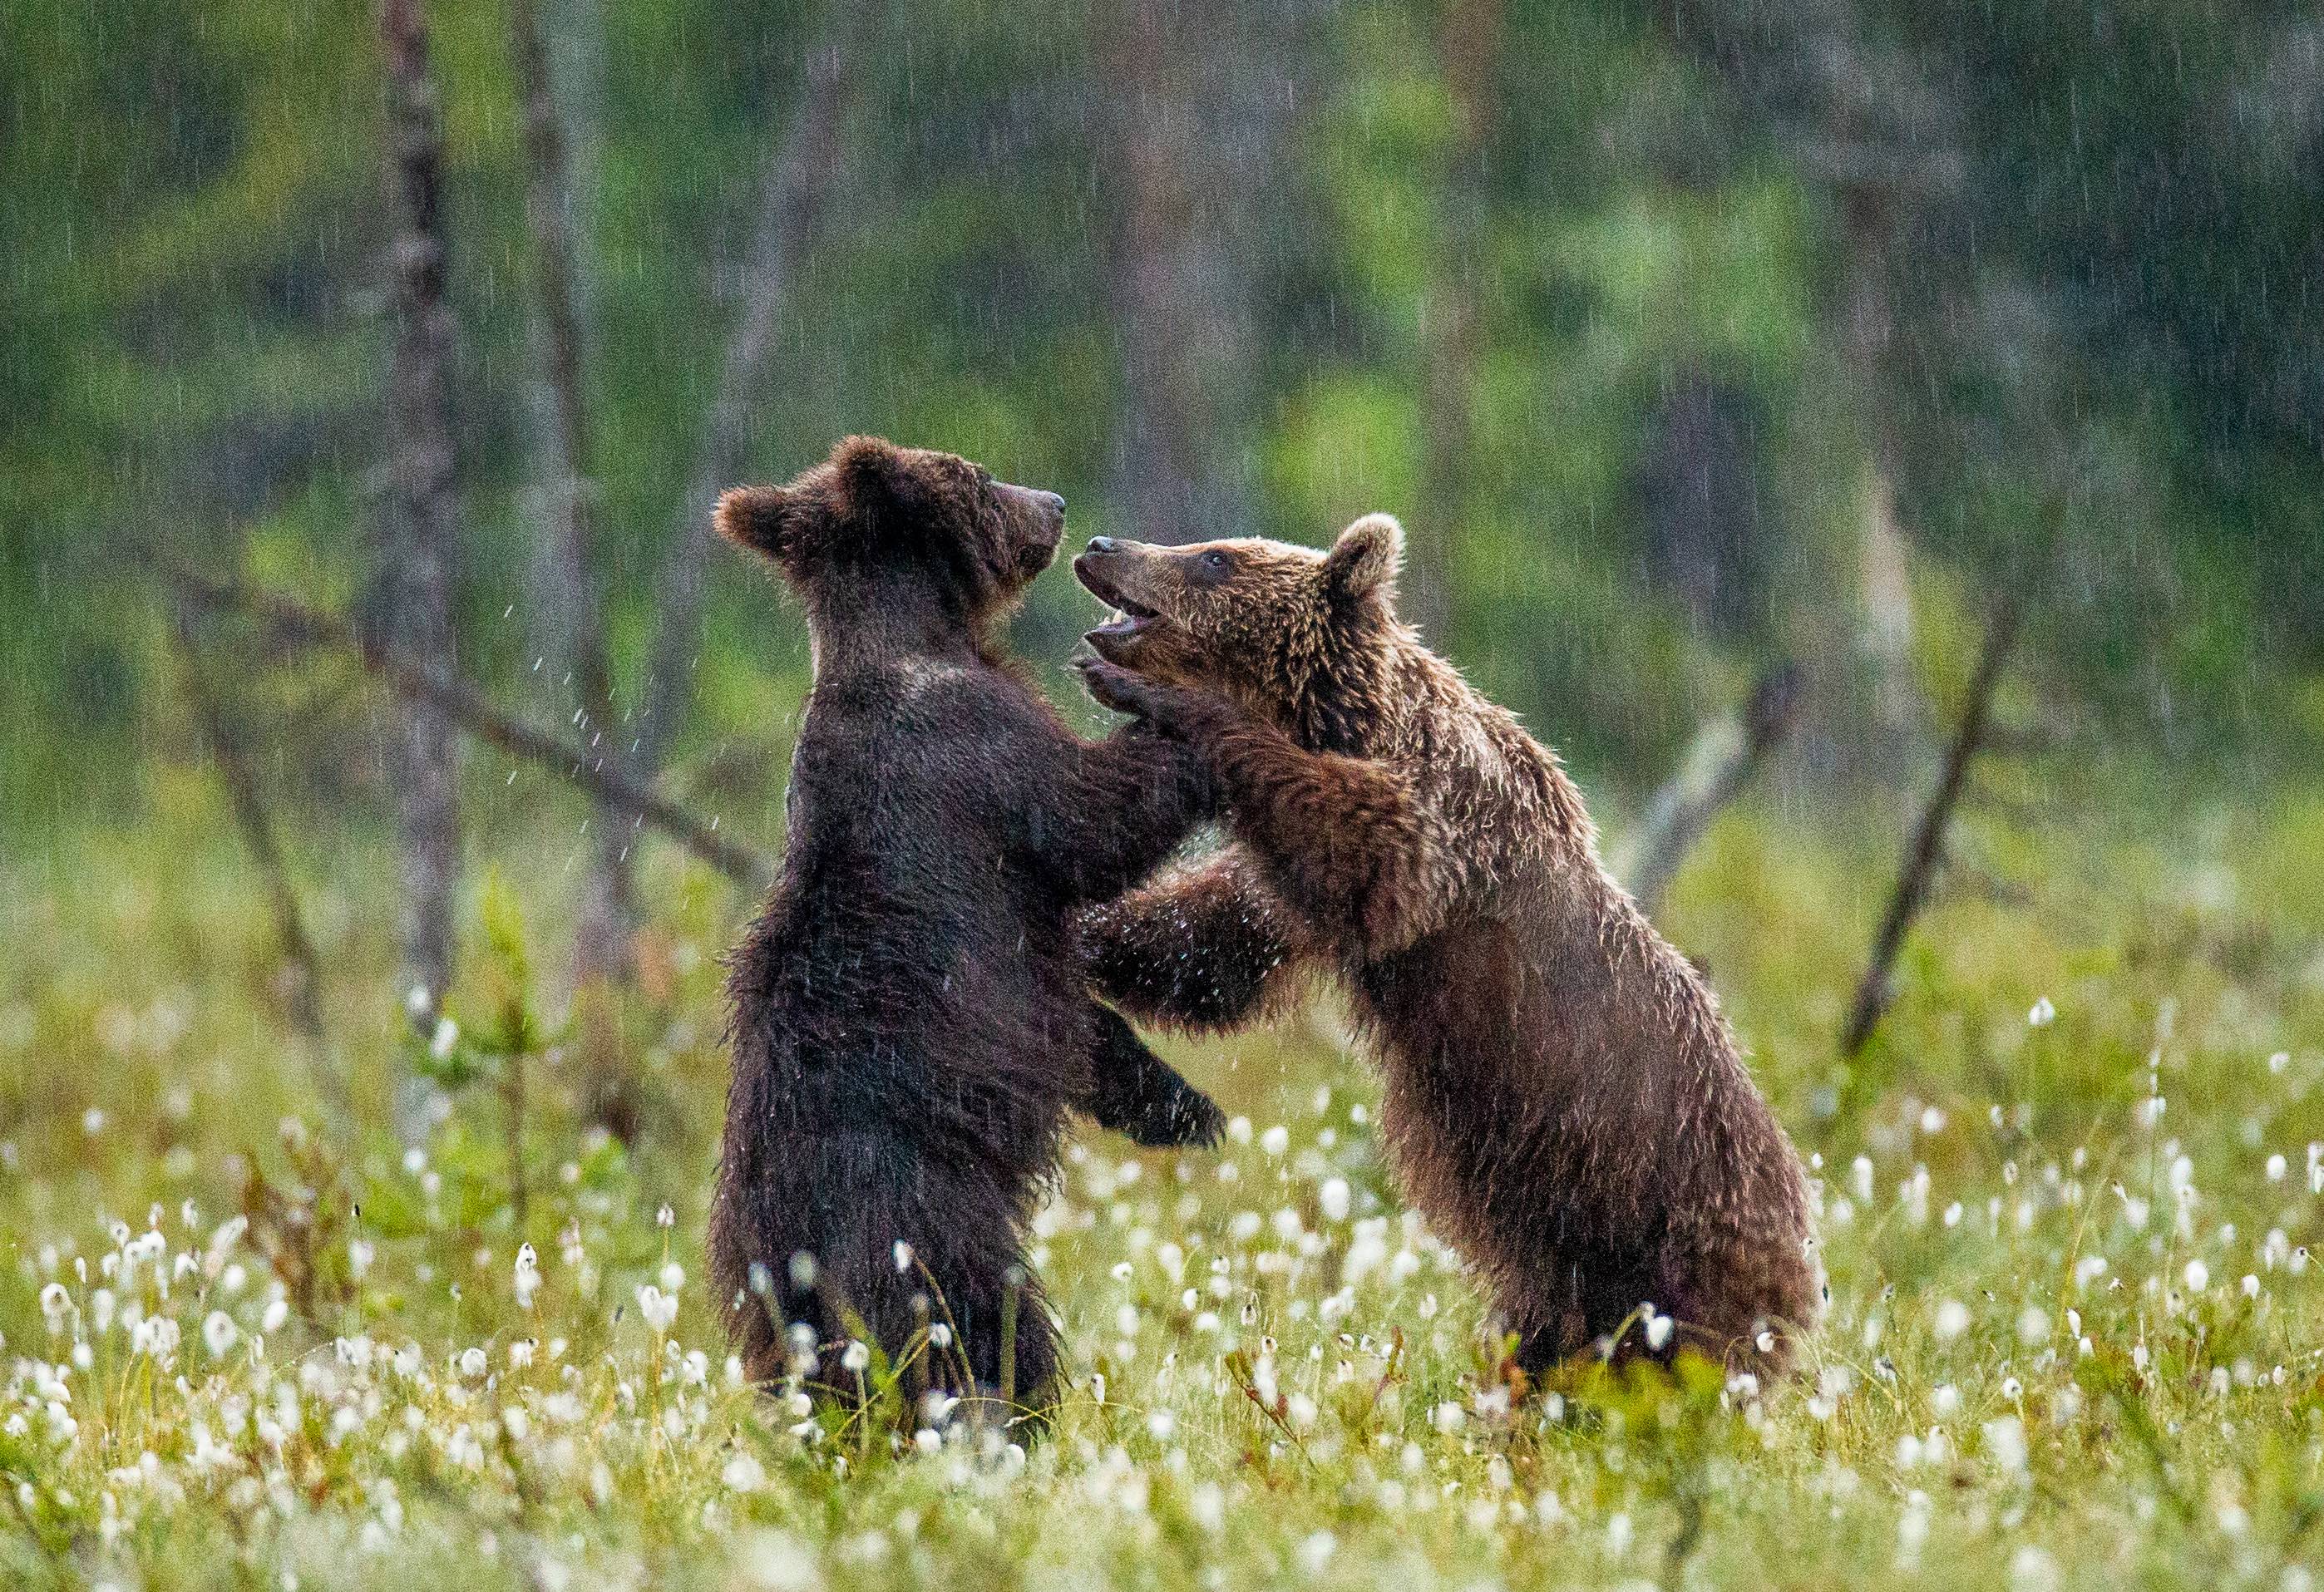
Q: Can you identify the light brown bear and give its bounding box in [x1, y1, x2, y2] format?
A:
[1069, 515, 1822, 1373]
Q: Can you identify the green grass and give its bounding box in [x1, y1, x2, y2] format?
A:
[5, 766, 2324, 1590]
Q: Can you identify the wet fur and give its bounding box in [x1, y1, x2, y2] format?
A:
[708, 438, 1221, 1421]
[1073, 517, 1822, 1374]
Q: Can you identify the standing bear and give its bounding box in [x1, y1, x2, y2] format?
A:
[1072, 515, 1822, 1373]
[707, 436, 1223, 1420]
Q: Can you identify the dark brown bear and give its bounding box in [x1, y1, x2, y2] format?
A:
[1071, 514, 1822, 1374]
[707, 437, 1223, 1422]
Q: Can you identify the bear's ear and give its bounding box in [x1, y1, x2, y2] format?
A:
[831, 434, 921, 518]
[1323, 513, 1404, 607]
[713, 485, 799, 562]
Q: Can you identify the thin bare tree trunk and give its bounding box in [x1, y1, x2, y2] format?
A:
[1836, 185, 1926, 782]
[1411, 0, 1502, 645]
[633, 24, 858, 780]
[374, 0, 464, 1141]
[509, 0, 645, 1139]
[1838, 590, 2025, 1057]
[1106, 0, 1217, 548]
[169, 569, 777, 892]
[1102, 0, 1289, 549]
[169, 614, 331, 1057]
[509, 0, 630, 986]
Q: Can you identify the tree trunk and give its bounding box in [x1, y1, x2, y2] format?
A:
[633, 20, 859, 781]
[1101, 0, 1300, 549]
[1412, 0, 1502, 644]
[1834, 185, 1925, 783]
[509, 0, 629, 987]
[373, 0, 464, 1142]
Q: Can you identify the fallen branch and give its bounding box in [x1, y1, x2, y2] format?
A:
[1838, 591, 2025, 1057]
[1625, 660, 1803, 915]
[168, 569, 776, 893]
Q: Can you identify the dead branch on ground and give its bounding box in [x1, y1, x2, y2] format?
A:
[1626, 661, 1804, 916]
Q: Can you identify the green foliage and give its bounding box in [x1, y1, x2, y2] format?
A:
[4, 776, 2324, 1585]
[4, 0, 2321, 843]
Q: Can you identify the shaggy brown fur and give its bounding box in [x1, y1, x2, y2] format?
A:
[707, 437, 1223, 1422]
[1071, 516, 1822, 1374]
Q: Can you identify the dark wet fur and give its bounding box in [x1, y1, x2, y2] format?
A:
[707, 438, 1220, 1422]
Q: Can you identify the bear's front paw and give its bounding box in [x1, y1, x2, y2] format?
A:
[1074, 656, 1190, 730]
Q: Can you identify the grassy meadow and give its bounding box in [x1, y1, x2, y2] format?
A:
[5, 744, 2324, 1591]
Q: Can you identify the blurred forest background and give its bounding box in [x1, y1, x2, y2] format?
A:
[4, 0, 2323, 1078]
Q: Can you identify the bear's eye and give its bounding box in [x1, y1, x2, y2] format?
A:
[1200, 550, 1231, 573]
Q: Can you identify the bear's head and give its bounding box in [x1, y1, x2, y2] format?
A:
[715, 436, 1067, 639]
[1073, 514, 1405, 735]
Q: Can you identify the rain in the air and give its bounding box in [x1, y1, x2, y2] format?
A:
[3, 2, 2322, 1587]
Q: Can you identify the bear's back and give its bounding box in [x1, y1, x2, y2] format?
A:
[728, 655, 1088, 1120]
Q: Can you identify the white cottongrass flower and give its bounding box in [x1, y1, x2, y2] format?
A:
[892, 1240, 915, 1274]
[1295, 1531, 1336, 1578]
[513, 1243, 540, 1309]
[201, 1311, 238, 1358]
[2027, 996, 2055, 1028]
[429, 1017, 459, 1060]
[261, 1298, 290, 1334]
[721, 1451, 767, 1493]
[841, 1340, 871, 1373]
[1933, 1299, 1971, 1340]
[740, 1530, 818, 1591]
[458, 1347, 488, 1379]
[635, 1285, 679, 1335]
[38, 1283, 69, 1333]
[1319, 1178, 1351, 1223]
[1643, 1308, 1674, 1352]
[2184, 1259, 2210, 1293]
[2011, 1545, 2060, 1592]
[1259, 1125, 1290, 1156]
[1983, 1414, 2029, 1474]
[131, 1315, 180, 1360]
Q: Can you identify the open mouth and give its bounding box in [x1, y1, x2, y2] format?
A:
[1073, 555, 1160, 639]
[1088, 594, 1158, 640]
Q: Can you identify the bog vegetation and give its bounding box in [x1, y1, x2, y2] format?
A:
[6, 773, 2324, 1589]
